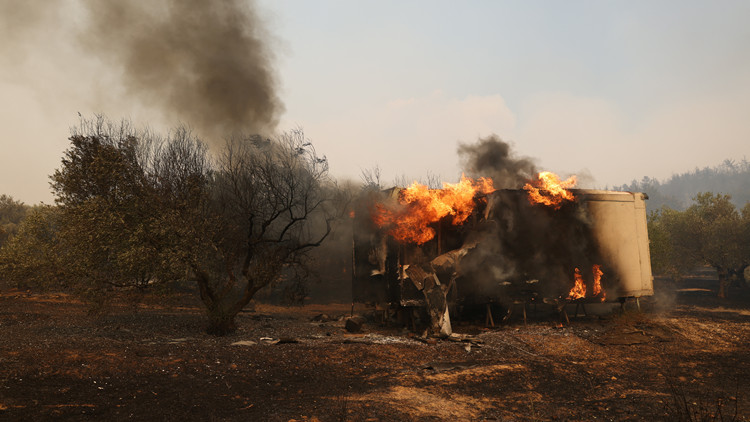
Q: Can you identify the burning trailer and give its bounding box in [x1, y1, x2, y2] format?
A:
[351, 173, 653, 336]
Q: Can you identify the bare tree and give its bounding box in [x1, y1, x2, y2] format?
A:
[392, 171, 444, 190]
[421, 171, 443, 190]
[360, 165, 383, 190]
[190, 129, 339, 334]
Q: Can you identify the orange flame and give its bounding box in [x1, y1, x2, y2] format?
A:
[592, 264, 606, 302]
[567, 268, 586, 300]
[372, 175, 494, 244]
[567, 265, 607, 301]
[523, 171, 577, 209]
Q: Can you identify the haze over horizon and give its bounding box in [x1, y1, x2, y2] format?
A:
[1, 0, 749, 204]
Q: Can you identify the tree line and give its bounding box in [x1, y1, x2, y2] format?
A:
[614, 159, 750, 211]
[0, 194, 29, 248]
[647, 193, 750, 297]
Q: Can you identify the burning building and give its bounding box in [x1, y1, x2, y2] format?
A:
[351, 173, 653, 335]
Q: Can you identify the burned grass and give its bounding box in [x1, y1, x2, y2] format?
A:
[0, 280, 749, 421]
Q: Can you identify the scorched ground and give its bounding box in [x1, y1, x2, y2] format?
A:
[0, 270, 748, 421]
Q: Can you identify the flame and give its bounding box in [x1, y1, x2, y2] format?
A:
[591, 264, 607, 302]
[567, 265, 607, 301]
[372, 175, 494, 244]
[523, 171, 577, 209]
[567, 268, 586, 300]
[592, 264, 606, 302]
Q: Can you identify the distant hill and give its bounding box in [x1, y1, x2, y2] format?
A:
[612, 159, 750, 211]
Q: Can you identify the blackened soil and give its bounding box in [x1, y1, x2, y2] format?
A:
[1, 273, 749, 421]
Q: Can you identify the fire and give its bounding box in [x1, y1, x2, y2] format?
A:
[567, 265, 607, 301]
[372, 175, 494, 244]
[523, 171, 577, 209]
[568, 268, 586, 300]
[592, 264, 605, 301]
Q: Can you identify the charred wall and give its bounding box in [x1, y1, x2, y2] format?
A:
[352, 188, 653, 307]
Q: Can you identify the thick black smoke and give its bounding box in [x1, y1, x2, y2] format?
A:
[78, 0, 282, 142]
[0, 1, 281, 143]
[459, 191, 603, 300]
[458, 134, 537, 189]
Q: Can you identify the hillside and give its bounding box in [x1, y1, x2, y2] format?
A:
[613, 159, 750, 211]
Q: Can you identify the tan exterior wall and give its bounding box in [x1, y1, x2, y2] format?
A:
[583, 191, 654, 297]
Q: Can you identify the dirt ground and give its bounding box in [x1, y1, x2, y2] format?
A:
[1, 271, 749, 421]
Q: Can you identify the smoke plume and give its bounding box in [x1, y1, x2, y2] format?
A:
[78, 0, 283, 142]
[458, 134, 537, 189]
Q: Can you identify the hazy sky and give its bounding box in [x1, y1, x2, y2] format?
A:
[2, 0, 749, 204]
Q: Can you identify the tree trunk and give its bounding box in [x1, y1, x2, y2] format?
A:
[194, 254, 276, 336]
[717, 266, 730, 299]
[206, 311, 237, 336]
[199, 275, 266, 336]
